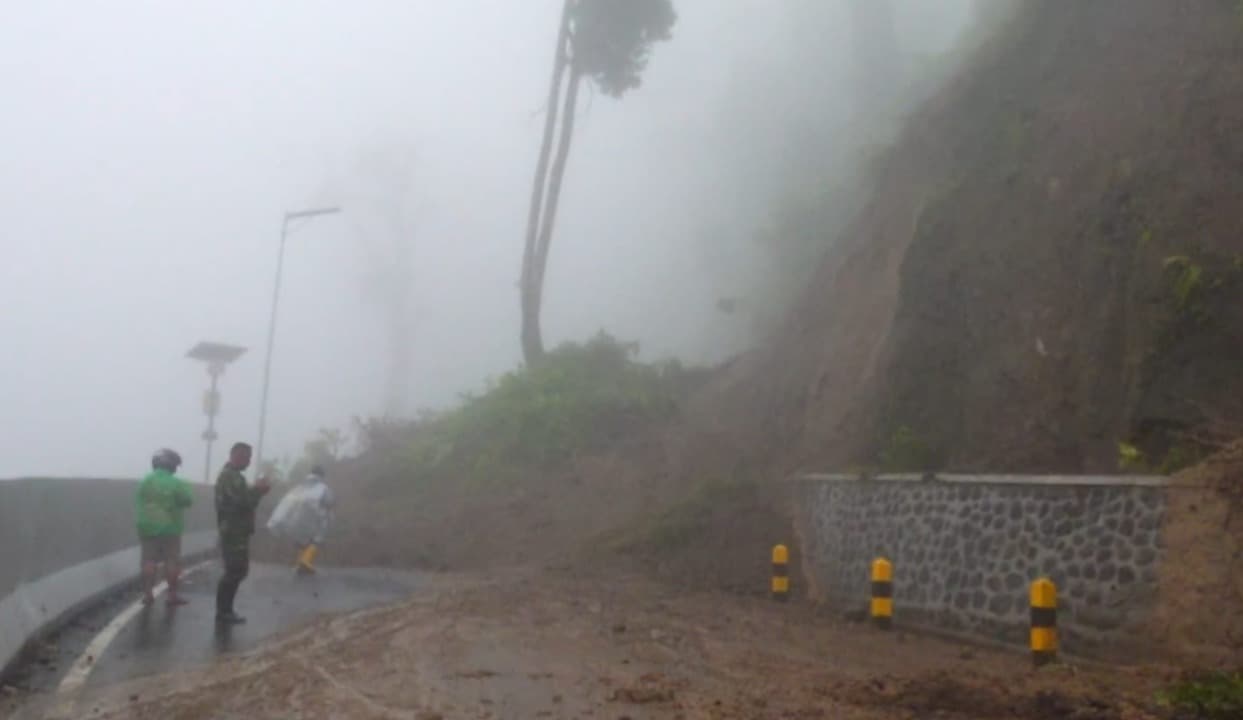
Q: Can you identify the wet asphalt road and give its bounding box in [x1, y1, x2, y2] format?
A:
[15, 562, 421, 694]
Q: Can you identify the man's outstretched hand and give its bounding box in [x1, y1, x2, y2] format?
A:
[255, 476, 273, 494]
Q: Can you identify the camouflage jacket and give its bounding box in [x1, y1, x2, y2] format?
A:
[215, 463, 265, 538]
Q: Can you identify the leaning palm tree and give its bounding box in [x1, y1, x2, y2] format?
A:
[519, 0, 677, 365]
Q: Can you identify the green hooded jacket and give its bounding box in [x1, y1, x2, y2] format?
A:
[135, 468, 194, 537]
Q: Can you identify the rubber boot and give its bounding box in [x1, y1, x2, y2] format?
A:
[296, 544, 318, 575]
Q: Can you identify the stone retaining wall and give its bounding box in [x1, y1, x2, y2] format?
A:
[791, 474, 1168, 657]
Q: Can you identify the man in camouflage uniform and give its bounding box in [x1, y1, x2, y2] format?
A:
[214, 442, 271, 624]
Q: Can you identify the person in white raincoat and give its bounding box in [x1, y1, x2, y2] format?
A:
[266, 465, 336, 574]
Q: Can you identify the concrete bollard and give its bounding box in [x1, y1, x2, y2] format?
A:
[771, 544, 790, 601]
[1030, 577, 1057, 666]
[870, 557, 893, 629]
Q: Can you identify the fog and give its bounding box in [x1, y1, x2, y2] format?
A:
[1, 1, 975, 480]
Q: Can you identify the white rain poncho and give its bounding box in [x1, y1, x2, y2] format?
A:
[266, 473, 336, 546]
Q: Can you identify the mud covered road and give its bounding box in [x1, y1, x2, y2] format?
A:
[11, 570, 1180, 720]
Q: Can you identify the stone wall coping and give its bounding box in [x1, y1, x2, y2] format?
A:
[1, 476, 214, 487]
[0, 476, 138, 484]
[794, 472, 1169, 488]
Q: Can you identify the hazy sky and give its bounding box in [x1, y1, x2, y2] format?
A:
[1, 1, 972, 480]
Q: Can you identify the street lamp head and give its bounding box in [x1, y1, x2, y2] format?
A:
[187, 341, 247, 376]
[285, 206, 342, 221]
[186, 341, 247, 363]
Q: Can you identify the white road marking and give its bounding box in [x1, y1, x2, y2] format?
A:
[54, 561, 212, 697]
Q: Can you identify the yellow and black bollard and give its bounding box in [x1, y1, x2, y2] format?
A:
[1030, 577, 1057, 666]
[771, 544, 790, 601]
[870, 557, 893, 629]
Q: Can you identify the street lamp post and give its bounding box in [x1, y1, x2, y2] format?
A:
[255, 206, 342, 469]
[187, 341, 247, 484]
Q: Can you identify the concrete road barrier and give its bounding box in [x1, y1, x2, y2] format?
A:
[0, 477, 215, 679]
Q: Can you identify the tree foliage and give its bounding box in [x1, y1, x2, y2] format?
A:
[570, 0, 676, 97]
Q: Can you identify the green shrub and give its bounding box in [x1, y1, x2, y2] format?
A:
[1157, 670, 1243, 720]
[604, 472, 758, 555]
[638, 476, 755, 551]
[395, 332, 698, 484]
[1119, 437, 1209, 476]
[1158, 441, 1207, 475]
[1163, 255, 1205, 314]
[879, 426, 942, 472]
[1117, 441, 1149, 472]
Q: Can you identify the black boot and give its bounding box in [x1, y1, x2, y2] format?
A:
[215, 577, 245, 624]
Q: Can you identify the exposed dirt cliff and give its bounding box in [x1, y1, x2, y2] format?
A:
[698, 0, 1243, 475]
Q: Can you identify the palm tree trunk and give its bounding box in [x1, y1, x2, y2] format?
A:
[530, 67, 583, 330]
[521, 0, 573, 366]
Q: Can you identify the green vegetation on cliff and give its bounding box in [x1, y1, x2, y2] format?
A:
[1159, 670, 1243, 720]
[351, 332, 704, 489]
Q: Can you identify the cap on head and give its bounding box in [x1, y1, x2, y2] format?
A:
[310, 464, 326, 477]
[151, 448, 182, 472]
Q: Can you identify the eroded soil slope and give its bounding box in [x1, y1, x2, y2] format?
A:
[698, 0, 1243, 475]
[1151, 442, 1243, 664]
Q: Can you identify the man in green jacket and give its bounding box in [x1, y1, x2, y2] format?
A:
[214, 442, 271, 624]
[135, 448, 193, 606]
